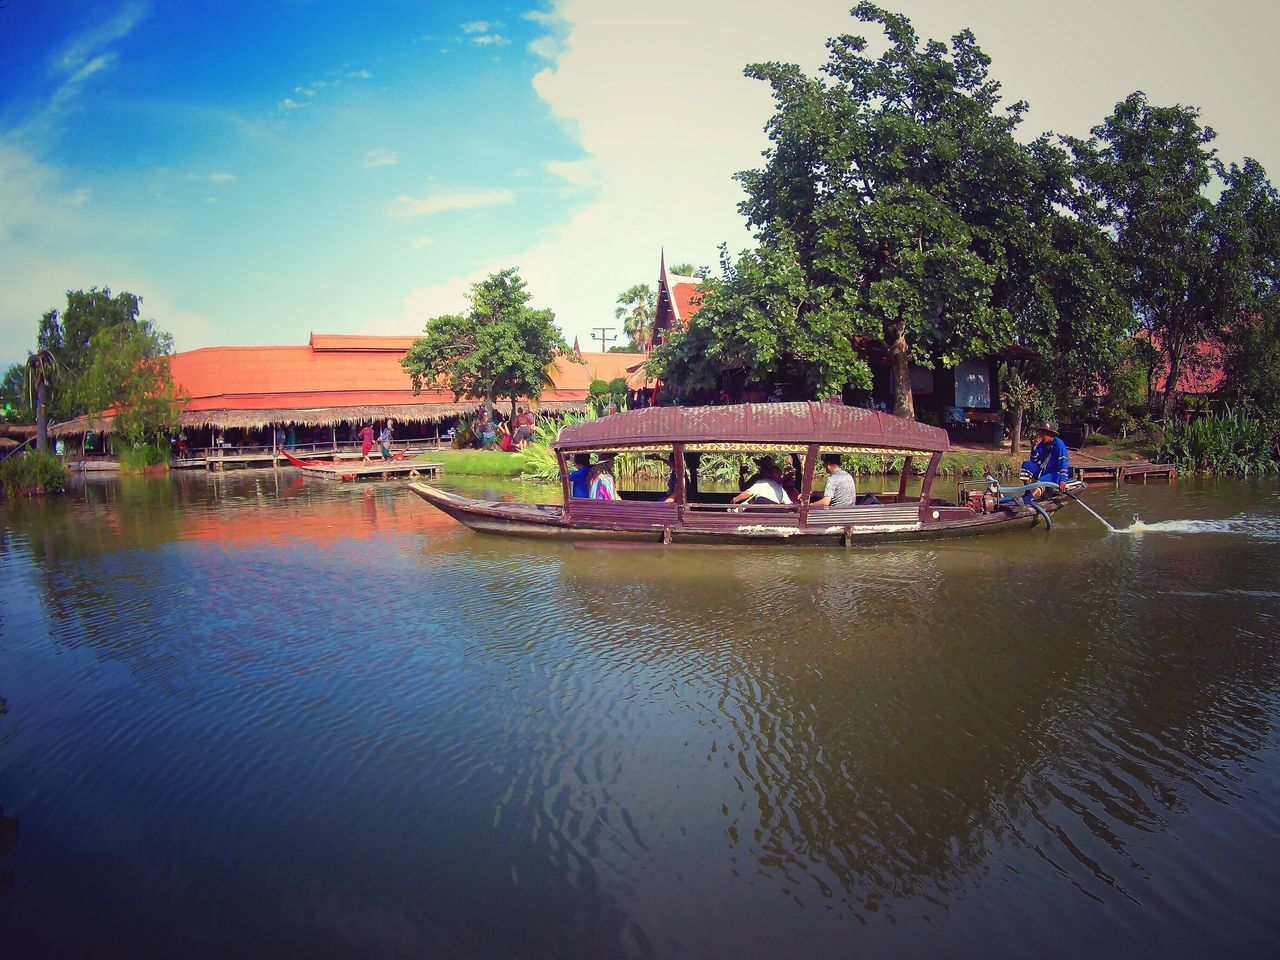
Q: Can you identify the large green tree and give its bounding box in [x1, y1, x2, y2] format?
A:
[73, 320, 185, 451]
[1, 364, 34, 424]
[37, 288, 144, 421]
[402, 268, 571, 415]
[658, 3, 1116, 418]
[1072, 94, 1280, 419]
[614, 283, 656, 350]
[650, 239, 867, 400]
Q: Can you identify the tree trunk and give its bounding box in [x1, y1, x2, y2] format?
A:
[1009, 401, 1025, 456]
[888, 322, 915, 420]
[1160, 344, 1183, 421]
[35, 373, 49, 454]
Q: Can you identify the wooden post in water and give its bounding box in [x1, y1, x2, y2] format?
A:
[898, 455, 913, 503]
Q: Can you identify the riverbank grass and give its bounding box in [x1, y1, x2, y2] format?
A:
[0, 451, 70, 496]
[415, 448, 527, 478]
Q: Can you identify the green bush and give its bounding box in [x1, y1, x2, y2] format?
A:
[451, 414, 476, 449]
[115, 439, 170, 471]
[1154, 407, 1279, 475]
[0, 450, 70, 496]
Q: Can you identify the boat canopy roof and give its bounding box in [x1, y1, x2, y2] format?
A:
[553, 402, 950, 454]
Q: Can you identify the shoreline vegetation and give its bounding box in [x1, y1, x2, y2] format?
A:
[0, 451, 69, 497]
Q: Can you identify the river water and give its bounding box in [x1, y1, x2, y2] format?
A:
[1, 471, 1278, 959]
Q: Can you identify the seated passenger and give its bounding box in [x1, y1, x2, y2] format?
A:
[659, 454, 679, 503]
[589, 456, 617, 500]
[738, 457, 769, 491]
[813, 454, 856, 507]
[568, 453, 592, 498]
[732, 461, 792, 505]
[780, 456, 801, 503]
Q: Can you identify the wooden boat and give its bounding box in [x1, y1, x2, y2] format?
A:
[407, 402, 1078, 545]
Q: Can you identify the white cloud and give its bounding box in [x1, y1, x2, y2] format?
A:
[543, 158, 597, 188]
[347, 69, 372, 79]
[66, 53, 115, 86]
[363, 148, 400, 169]
[361, 269, 488, 333]
[280, 98, 308, 111]
[38, 4, 147, 119]
[412, 235, 435, 248]
[461, 21, 499, 34]
[528, 35, 561, 60]
[187, 171, 236, 183]
[471, 34, 511, 47]
[522, 10, 558, 27]
[55, 3, 146, 76]
[390, 186, 516, 221]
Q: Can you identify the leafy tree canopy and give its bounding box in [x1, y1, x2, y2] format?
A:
[1071, 93, 1280, 419]
[655, 3, 1122, 418]
[650, 240, 868, 401]
[74, 319, 185, 448]
[668, 263, 701, 277]
[37, 288, 143, 420]
[401, 268, 571, 413]
[1, 363, 34, 423]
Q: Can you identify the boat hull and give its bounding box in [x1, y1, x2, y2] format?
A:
[407, 483, 1068, 546]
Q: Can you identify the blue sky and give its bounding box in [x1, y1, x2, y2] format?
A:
[2, 0, 1278, 370]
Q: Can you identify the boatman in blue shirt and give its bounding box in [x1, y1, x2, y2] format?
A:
[568, 453, 593, 498]
[1021, 420, 1070, 499]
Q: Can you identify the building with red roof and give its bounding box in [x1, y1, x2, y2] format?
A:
[51, 333, 645, 441]
[648, 251, 704, 352]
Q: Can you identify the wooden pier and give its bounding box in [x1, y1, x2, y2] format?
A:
[288, 459, 442, 483]
[173, 440, 448, 472]
[1073, 459, 1177, 484]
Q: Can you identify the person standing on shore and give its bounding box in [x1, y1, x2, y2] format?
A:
[358, 423, 376, 464]
[379, 419, 394, 461]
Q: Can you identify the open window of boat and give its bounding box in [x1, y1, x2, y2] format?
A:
[551, 402, 959, 536]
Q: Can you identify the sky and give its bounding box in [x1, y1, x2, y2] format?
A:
[2, 0, 1279, 369]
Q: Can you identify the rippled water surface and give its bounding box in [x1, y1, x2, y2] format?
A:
[1, 471, 1278, 958]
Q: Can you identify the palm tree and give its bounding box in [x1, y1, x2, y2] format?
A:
[26, 349, 56, 454]
[668, 262, 699, 277]
[614, 284, 656, 351]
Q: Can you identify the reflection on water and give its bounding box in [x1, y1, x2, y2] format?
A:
[1, 471, 1278, 958]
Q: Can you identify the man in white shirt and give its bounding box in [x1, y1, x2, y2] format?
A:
[732, 461, 793, 505]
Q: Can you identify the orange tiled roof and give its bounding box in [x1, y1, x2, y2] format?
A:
[164, 338, 641, 413]
[546, 351, 648, 397]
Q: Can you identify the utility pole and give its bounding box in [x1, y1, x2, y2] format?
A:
[591, 327, 617, 352]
